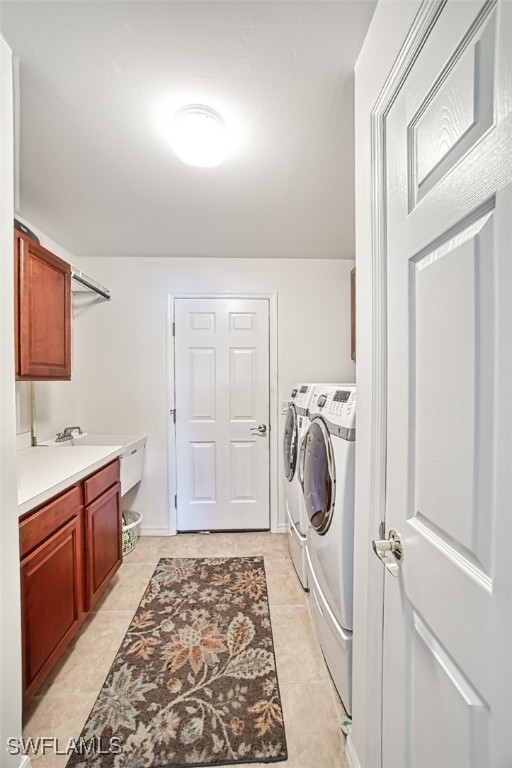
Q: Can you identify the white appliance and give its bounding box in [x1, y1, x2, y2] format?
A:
[283, 384, 317, 588]
[303, 384, 356, 714]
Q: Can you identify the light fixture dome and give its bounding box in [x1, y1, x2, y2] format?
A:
[171, 105, 228, 167]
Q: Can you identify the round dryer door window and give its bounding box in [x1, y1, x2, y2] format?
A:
[303, 418, 335, 534]
[298, 432, 308, 489]
[283, 406, 298, 482]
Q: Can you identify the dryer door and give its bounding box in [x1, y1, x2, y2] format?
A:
[298, 431, 308, 490]
[283, 405, 298, 482]
[303, 418, 335, 534]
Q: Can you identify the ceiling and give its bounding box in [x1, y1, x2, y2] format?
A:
[1, 1, 376, 259]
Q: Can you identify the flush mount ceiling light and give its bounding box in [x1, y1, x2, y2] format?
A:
[170, 105, 228, 167]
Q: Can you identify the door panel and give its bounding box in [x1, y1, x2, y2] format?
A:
[413, 209, 494, 572]
[175, 298, 270, 531]
[409, 613, 489, 768]
[409, 8, 495, 209]
[230, 442, 257, 501]
[229, 348, 256, 420]
[382, 1, 511, 766]
[191, 442, 216, 502]
[189, 348, 216, 421]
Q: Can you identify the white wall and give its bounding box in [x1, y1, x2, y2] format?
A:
[73, 257, 355, 534]
[351, 2, 421, 768]
[0, 33, 23, 768]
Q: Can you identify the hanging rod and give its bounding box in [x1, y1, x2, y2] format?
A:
[71, 267, 111, 301]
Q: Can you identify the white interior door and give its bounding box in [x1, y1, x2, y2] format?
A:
[381, 2, 512, 766]
[174, 298, 270, 531]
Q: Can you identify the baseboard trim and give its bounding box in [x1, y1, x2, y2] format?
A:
[19, 756, 32, 768]
[345, 734, 361, 768]
[277, 522, 288, 534]
[139, 527, 171, 537]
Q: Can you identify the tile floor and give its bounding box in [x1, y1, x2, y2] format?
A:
[23, 533, 348, 768]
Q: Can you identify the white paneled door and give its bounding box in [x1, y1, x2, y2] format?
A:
[174, 298, 270, 531]
[381, 2, 511, 767]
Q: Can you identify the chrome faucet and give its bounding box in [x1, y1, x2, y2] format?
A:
[55, 426, 83, 442]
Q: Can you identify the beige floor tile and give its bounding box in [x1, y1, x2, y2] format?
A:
[124, 531, 290, 562]
[91, 562, 156, 613]
[122, 535, 165, 564]
[22, 693, 97, 768]
[157, 531, 240, 558]
[279, 681, 348, 767]
[329, 677, 349, 724]
[270, 605, 328, 684]
[265, 558, 308, 607]
[232, 532, 290, 560]
[38, 611, 133, 695]
[21, 750, 67, 768]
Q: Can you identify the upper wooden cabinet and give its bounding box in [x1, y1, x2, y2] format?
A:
[15, 232, 71, 380]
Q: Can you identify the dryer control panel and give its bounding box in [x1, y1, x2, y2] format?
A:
[292, 384, 312, 409]
[311, 385, 356, 430]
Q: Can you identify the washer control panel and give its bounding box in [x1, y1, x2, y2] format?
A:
[311, 385, 356, 429]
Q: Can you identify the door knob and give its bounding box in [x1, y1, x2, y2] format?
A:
[372, 529, 403, 577]
[250, 424, 267, 436]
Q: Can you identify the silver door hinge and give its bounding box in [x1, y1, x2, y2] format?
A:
[170, 408, 176, 423]
[174, 494, 177, 508]
[172, 321, 175, 336]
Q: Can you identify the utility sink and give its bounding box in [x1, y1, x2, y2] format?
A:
[43, 433, 147, 495]
[67, 433, 143, 448]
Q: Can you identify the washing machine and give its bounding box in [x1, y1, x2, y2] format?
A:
[283, 384, 317, 588]
[303, 384, 356, 715]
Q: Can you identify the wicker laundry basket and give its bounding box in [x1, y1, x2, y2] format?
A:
[122, 510, 143, 556]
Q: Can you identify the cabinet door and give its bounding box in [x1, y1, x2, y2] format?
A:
[85, 481, 122, 609]
[16, 234, 71, 380]
[21, 514, 84, 703]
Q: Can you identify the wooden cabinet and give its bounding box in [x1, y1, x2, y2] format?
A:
[19, 458, 122, 706]
[20, 496, 84, 704]
[14, 231, 71, 380]
[84, 459, 122, 609]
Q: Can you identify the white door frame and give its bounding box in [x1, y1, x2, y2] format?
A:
[166, 292, 279, 536]
[349, 2, 448, 767]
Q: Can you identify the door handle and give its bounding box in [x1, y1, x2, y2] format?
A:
[372, 529, 403, 577]
[250, 424, 267, 436]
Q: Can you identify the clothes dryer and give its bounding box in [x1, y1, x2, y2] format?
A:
[282, 384, 317, 588]
[303, 384, 356, 714]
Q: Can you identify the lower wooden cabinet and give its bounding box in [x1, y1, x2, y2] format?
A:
[19, 458, 122, 706]
[85, 481, 122, 609]
[21, 514, 84, 703]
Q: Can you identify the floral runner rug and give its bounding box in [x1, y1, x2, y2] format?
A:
[67, 556, 288, 768]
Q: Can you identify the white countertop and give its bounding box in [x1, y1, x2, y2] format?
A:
[17, 445, 123, 517]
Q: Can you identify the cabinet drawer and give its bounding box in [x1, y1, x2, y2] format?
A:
[20, 485, 81, 559]
[84, 459, 120, 505]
